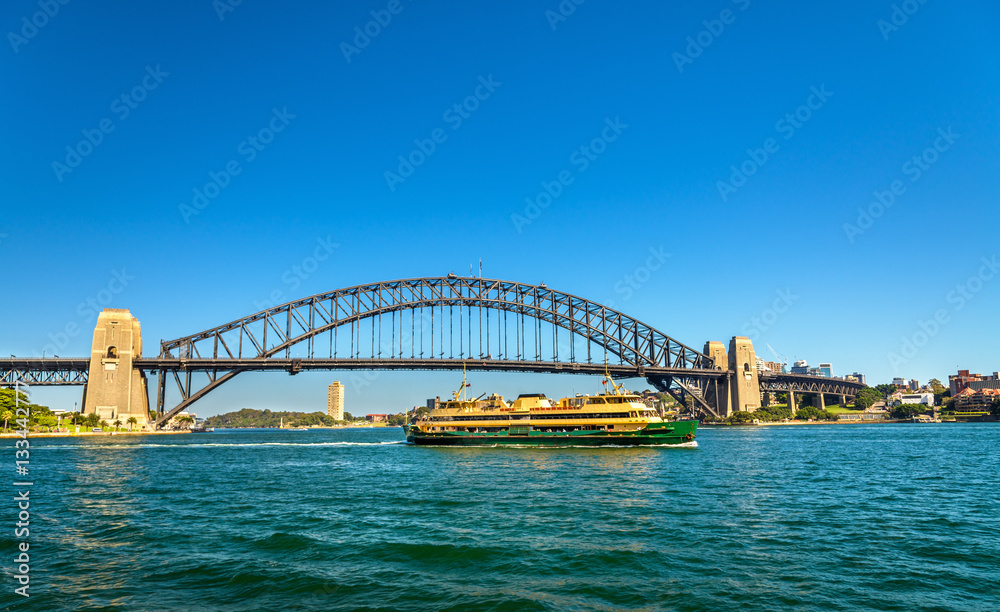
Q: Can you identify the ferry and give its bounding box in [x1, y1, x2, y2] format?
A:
[403, 370, 697, 447]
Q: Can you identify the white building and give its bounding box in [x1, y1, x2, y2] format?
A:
[899, 393, 934, 406]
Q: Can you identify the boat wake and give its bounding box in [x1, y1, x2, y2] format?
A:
[35, 441, 407, 450]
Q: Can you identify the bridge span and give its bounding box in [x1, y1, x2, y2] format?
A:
[2, 276, 865, 428]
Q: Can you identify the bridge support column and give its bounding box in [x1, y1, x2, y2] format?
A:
[82, 309, 150, 430]
[840, 394, 848, 408]
[704, 341, 732, 417]
[817, 393, 826, 411]
[729, 337, 761, 413]
[788, 390, 796, 415]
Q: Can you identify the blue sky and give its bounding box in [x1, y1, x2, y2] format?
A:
[3, 0, 998, 416]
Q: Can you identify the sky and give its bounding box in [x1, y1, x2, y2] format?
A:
[2, 0, 998, 417]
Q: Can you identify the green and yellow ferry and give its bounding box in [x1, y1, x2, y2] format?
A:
[403, 372, 697, 447]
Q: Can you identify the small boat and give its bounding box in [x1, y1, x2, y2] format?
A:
[189, 426, 215, 433]
[404, 369, 696, 447]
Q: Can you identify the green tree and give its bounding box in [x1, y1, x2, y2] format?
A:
[795, 406, 836, 421]
[891, 404, 926, 419]
[0, 388, 29, 431]
[875, 384, 897, 398]
[854, 388, 881, 411]
[989, 398, 1000, 419]
[113, 419, 122, 431]
[0, 406, 12, 433]
[928, 379, 946, 394]
[127, 416, 137, 431]
[176, 415, 195, 429]
[99, 420, 109, 430]
[84, 413, 101, 428]
[729, 410, 756, 424]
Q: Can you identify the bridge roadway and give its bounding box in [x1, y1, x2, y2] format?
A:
[1, 358, 90, 385]
[3, 356, 864, 395]
[134, 357, 726, 380]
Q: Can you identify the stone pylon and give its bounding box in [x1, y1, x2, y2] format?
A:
[82, 309, 150, 429]
[703, 341, 732, 417]
[729, 336, 761, 413]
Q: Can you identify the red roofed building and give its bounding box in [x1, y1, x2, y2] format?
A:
[952, 387, 1000, 412]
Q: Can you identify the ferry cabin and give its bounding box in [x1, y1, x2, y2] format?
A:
[413, 393, 663, 435]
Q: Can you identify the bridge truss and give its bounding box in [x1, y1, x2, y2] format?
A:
[148, 276, 728, 426]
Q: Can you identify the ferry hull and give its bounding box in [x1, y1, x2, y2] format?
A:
[404, 421, 697, 447]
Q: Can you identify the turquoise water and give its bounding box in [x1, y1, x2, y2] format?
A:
[5, 424, 999, 611]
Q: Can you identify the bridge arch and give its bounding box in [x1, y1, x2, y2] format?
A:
[151, 277, 720, 426]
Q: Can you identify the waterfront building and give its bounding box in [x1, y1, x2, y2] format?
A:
[791, 360, 809, 375]
[327, 382, 345, 420]
[818, 363, 832, 378]
[953, 387, 1000, 411]
[899, 393, 934, 406]
[427, 396, 441, 411]
[366, 414, 389, 423]
[950, 370, 1000, 395]
[968, 378, 1000, 391]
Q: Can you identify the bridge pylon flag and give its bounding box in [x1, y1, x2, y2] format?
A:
[82, 309, 150, 429]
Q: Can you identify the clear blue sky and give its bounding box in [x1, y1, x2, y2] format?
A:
[3, 0, 998, 416]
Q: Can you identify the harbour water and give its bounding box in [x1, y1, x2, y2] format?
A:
[7, 424, 999, 611]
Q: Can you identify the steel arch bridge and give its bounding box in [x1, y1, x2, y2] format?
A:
[142, 276, 730, 427]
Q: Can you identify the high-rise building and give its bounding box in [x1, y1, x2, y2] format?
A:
[818, 363, 832, 378]
[845, 372, 867, 385]
[327, 382, 345, 420]
[791, 360, 809, 375]
[909, 379, 921, 391]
